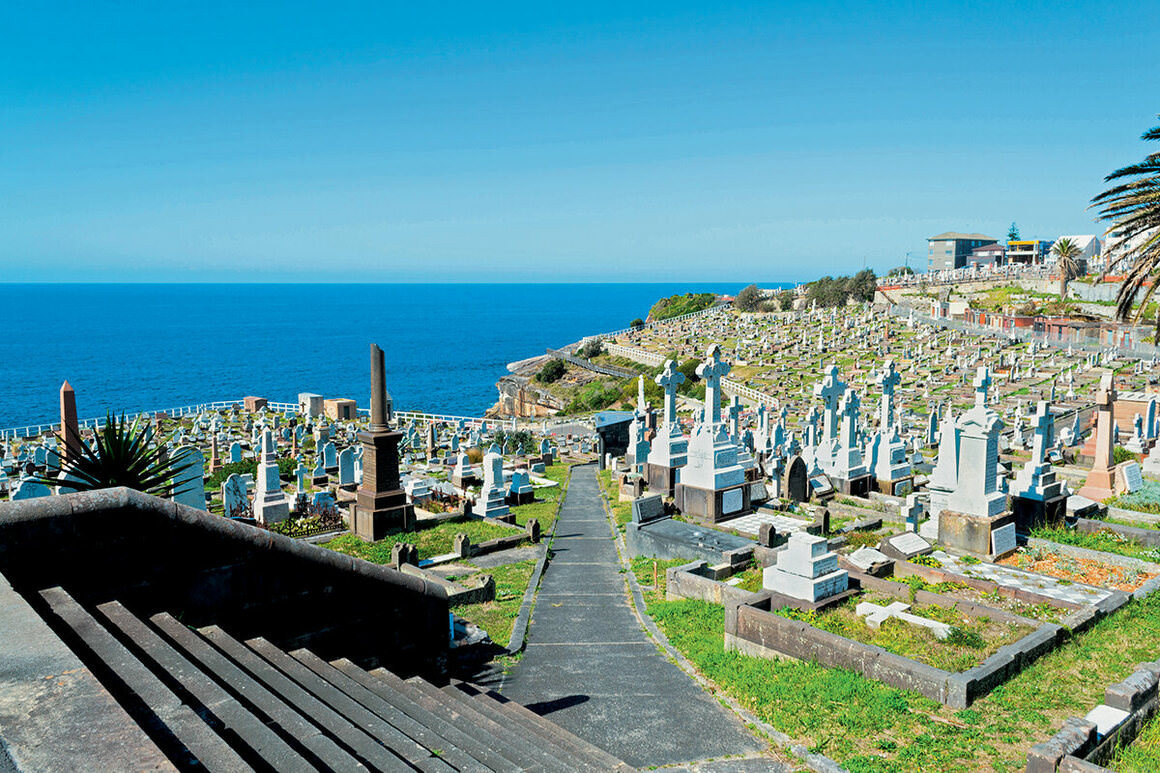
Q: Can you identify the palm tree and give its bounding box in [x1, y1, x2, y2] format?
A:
[1091, 116, 1160, 335]
[1051, 237, 1082, 299]
[36, 412, 195, 497]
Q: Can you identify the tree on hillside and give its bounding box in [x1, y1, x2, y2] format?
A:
[1051, 237, 1083, 299]
[1008, 222, 1021, 241]
[848, 268, 878, 302]
[536, 358, 566, 383]
[734, 284, 761, 312]
[1092, 115, 1160, 336]
[887, 265, 915, 277]
[777, 288, 795, 311]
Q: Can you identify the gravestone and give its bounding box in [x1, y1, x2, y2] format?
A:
[762, 532, 849, 605]
[337, 447, 355, 489]
[878, 532, 934, 562]
[221, 473, 249, 517]
[477, 451, 511, 522]
[229, 441, 243, 464]
[1118, 461, 1144, 494]
[1011, 400, 1067, 534]
[171, 446, 207, 511]
[646, 359, 689, 496]
[783, 455, 809, 502]
[252, 430, 289, 525]
[631, 494, 667, 524]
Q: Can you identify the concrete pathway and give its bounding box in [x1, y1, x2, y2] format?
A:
[502, 465, 766, 768]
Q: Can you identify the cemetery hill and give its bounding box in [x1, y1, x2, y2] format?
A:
[14, 270, 1160, 773]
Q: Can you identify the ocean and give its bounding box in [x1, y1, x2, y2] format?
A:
[1, 283, 761, 430]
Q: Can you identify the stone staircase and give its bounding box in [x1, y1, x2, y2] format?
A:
[38, 586, 632, 772]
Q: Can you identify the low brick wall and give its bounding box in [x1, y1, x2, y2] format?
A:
[724, 572, 1064, 709]
[665, 561, 762, 608]
[1076, 516, 1160, 547]
[1028, 660, 1160, 772]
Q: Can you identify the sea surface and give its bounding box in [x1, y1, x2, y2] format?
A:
[0, 283, 767, 430]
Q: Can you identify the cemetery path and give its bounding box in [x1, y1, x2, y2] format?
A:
[502, 464, 766, 768]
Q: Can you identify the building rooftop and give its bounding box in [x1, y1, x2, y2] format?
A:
[929, 232, 996, 241]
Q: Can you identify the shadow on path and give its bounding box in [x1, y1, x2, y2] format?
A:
[502, 464, 765, 768]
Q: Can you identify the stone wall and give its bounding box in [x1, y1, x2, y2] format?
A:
[0, 487, 450, 678]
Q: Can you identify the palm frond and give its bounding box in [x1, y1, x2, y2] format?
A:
[35, 411, 196, 497]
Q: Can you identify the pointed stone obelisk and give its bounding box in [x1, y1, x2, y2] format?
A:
[58, 381, 81, 463]
[352, 343, 414, 540]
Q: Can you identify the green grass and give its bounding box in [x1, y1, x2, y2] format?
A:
[452, 559, 538, 648]
[511, 463, 570, 532]
[776, 594, 1031, 673]
[1107, 480, 1160, 516]
[629, 556, 691, 602]
[597, 468, 633, 529]
[323, 518, 518, 562]
[644, 591, 1160, 772]
[1031, 525, 1160, 563]
[1109, 707, 1160, 771]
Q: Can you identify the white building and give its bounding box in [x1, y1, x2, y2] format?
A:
[1047, 235, 1101, 269]
[1099, 228, 1157, 275]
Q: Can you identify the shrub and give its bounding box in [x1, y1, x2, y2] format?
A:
[734, 284, 762, 312]
[578, 339, 603, 359]
[536, 358, 567, 384]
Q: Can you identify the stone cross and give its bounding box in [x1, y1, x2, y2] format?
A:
[696, 344, 731, 427]
[637, 375, 647, 414]
[655, 359, 685, 427]
[972, 366, 992, 409]
[838, 387, 861, 449]
[875, 359, 901, 430]
[1029, 401, 1053, 464]
[855, 601, 952, 639]
[813, 365, 846, 443]
[728, 396, 742, 439]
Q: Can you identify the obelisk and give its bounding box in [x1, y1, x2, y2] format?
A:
[353, 344, 414, 540]
[59, 381, 81, 463]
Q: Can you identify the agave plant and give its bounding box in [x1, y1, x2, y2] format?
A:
[1091, 116, 1160, 331]
[1050, 237, 1083, 300]
[37, 411, 194, 497]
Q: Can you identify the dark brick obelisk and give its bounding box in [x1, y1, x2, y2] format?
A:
[59, 381, 82, 463]
[353, 344, 414, 540]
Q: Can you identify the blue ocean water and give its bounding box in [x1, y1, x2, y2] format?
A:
[0, 283, 760, 429]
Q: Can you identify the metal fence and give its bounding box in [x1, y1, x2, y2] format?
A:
[1, 400, 513, 442]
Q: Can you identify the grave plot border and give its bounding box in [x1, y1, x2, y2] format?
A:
[1027, 659, 1160, 772]
[724, 569, 1065, 709]
[1076, 516, 1160, 548]
[1022, 536, 1160, 600]
[892, 557, 1129, 635]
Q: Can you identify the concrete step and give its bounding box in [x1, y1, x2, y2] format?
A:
[198, 625, 412, 773]
[370, 666, 563, 773]
[288, 649, 490, 773]
[452, 680, 633, 772]
[149, 612, 365, 773]
[333, 658, 523, 773]
[37, 587, 252, 773]
[95, 600, 318, 773]
[392, 669, 572, 773]
[244, 636, 452, 773]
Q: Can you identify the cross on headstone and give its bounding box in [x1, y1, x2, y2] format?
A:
[1029, 400, 1053, 463]
[696, 344, 731, 427]
[728, 396, 742, 439]
[875, 359, 901, 429]
[972, 365, 992, 409]
[656, 359, 686, 426]
[813, 364, 846, 443]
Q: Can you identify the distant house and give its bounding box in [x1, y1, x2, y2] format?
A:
[1006, 239, 1053, 265]
[1048, 235, 1101, 272]
[968, 242, 1005, 268]
[928, 232, 998, 271]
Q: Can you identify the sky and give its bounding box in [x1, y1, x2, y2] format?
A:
[2, 1, 1159, 283]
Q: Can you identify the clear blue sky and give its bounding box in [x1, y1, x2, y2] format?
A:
[2, 1, 1158, 282]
